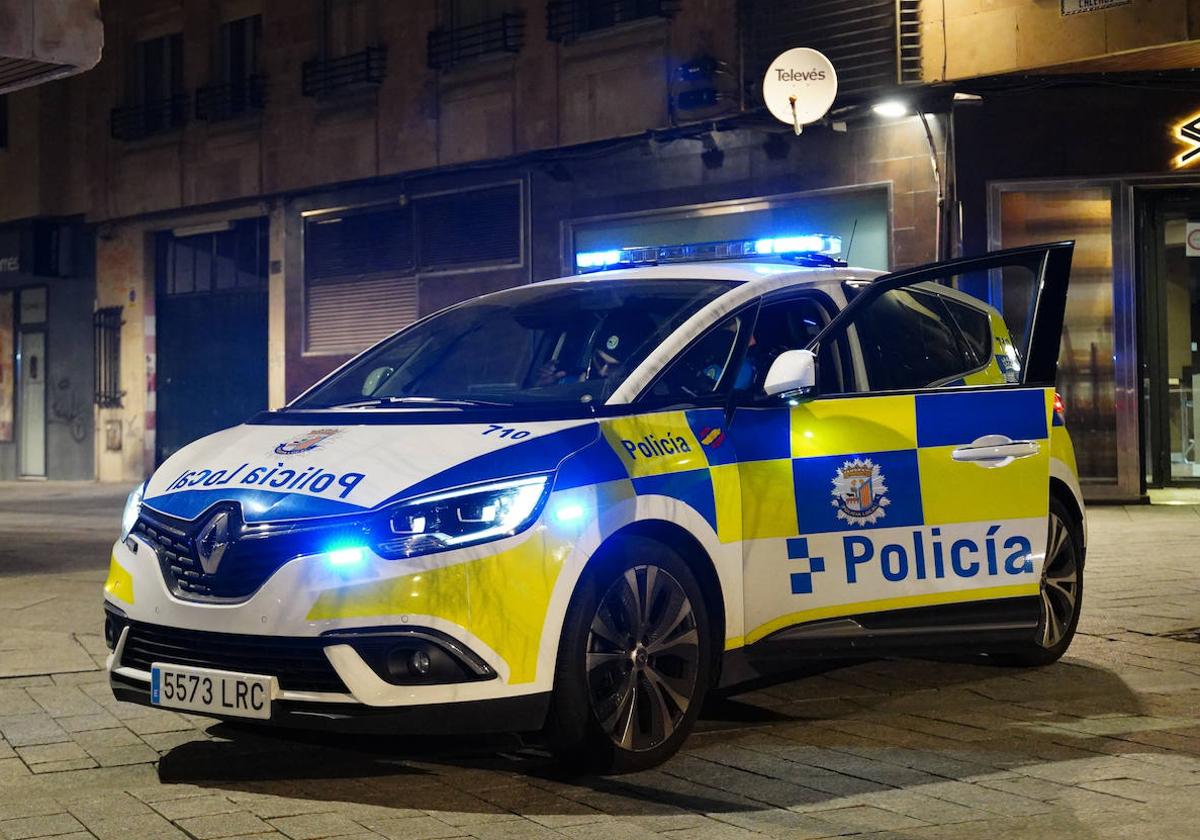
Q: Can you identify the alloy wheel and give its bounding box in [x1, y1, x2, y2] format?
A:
[1039, 511, 1079, 649]
[585, 565, 700, 752]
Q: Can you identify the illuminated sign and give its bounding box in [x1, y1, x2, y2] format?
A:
[1061, 0, 1129, 13]
[1173, 113, 1200, 169]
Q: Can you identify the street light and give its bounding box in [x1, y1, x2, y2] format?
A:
[872, 99, 909, 118]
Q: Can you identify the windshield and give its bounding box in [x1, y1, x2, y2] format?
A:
[291, 279, 736, 410]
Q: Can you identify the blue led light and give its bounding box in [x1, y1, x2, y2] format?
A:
[574, 233, 843, 273]
[575, 250, 622, 269]
[327, 546, 366, 567]
[554, 503, 586, 523]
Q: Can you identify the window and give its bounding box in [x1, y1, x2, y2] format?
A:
[649, 313, 748, 402]
[441, 0, 516, 29]
[195, 15, 265, 121]
[303, 1, 385, 98]
[292, 279, 735, 410]
[134, 33, 184, 106]
[546, 0, 680, 43]
[324, 0, 371, 58]
[941, 296, 992, 367]
[219, 15, 262, 83]
[745, 295, 847, 395]
[94, 307, 124, 409]
[429, 0, 523, 70]
[848, 288, 976, 392]
[111, 33, 185, 139]
[161, 219, 267, 297]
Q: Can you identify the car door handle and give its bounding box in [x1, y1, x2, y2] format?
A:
[952, 436, 1040, 464]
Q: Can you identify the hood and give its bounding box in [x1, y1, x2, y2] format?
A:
[143, 417, 600, 523]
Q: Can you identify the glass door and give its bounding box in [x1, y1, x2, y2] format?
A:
[1143, 190, 1200, 486]
[993, 185, 1121, 489]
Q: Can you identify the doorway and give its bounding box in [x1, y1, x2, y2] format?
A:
[1142, 190, 1200, 486]
[17, 329, 45, 477]
[154, 218, 268, 465]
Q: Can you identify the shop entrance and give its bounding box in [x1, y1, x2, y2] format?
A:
[154, 218, 268, 465]
[1142, 190, 1200, 486]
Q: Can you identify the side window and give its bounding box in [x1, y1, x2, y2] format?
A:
[649, 313, 747, 401]
[842, 288, 976, 392]
[821, 258, 1043, 395]
[941, 295, 992, 366]
[745, 295, 849, 395]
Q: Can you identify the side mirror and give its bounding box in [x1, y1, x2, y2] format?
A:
[763, 349, 817, 398]
[361, 366, 395, 396]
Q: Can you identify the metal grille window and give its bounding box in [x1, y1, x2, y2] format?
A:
[302, 46, 387, 97]
[743, 0, 911, 101]
[413, 184, 521, 270]
[428, 12, 524, 70]
[197, 15, 266, 121]
[94, 306, 124, 408]
[547, 0, 679, 43]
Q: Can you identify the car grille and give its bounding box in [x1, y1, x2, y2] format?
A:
[134, 508, 301, 602]
[119, 621, 349, 693]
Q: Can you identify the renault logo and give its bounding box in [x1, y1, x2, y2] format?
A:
[195, 510, 234, 575]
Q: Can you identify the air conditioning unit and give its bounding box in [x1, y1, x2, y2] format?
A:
[0, 0, 103, 94]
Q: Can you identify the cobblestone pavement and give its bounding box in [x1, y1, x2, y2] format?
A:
[3, 487, 1200, 839]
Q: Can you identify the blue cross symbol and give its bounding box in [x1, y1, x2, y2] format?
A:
[787, 537, 825, 595]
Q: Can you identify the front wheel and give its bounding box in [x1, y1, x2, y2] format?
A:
[993, 495, 1084, 666]
[544, 536, 712, 774]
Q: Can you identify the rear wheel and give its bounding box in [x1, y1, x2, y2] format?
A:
[993, 495, 1083, 666]
[544, 536, 712, 774]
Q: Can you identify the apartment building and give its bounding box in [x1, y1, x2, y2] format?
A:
[0, 0, 1197, 502]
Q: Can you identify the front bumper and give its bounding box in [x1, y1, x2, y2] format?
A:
[105, 610, 550, 734]
[109, 671, 549, 735]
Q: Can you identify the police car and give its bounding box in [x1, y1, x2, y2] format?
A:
[104, 235, 1084, 773]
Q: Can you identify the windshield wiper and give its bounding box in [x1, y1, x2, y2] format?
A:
[326, 396, 514, 410]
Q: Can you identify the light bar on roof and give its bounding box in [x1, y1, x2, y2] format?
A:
[574, 233, 843, 272]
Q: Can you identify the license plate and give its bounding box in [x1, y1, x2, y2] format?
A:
[150, 663, 275, 720]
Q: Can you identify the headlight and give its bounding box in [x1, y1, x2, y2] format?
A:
[120, 482, 145, 540]
[377, 475, 550, 559]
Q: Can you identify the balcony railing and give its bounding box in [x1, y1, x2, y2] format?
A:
[110, 95, 189, 141]
[302, 46, 387, 98]
[546, 0, 679, 43]
[195, 75, 268, 122]
[428, 13, 525, 70]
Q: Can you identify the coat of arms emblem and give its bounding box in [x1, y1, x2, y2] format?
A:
[831, 457, 889, 526]
[274, 429, 339, 456]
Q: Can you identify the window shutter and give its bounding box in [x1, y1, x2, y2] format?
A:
[305, 274, 419, 355]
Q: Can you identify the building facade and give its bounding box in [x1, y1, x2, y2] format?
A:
[1, 0, 1199, 500]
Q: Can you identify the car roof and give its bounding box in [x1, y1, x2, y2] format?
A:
[541, 260, 885, 291]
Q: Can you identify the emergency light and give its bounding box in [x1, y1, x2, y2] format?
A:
[574, 233, 844, 273]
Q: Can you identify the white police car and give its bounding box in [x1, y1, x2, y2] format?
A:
[104, 236, 1084, 772]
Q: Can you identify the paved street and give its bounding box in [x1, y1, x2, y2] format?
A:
[2, 483, 1200, 839]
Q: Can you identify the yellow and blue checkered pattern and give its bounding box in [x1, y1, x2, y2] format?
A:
[592, 387, 1053, 545]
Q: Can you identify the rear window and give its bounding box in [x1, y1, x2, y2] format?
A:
[941, 296, 993, 367]
[853, 288, 978, 391]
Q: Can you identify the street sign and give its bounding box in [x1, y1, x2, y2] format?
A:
[762, 48, 838, 135]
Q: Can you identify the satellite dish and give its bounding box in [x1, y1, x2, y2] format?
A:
[763, 48, 838, 135]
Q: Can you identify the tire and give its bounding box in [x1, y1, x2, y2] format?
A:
[543, 535, 713, 774]
[993, 495, 1084, 666]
